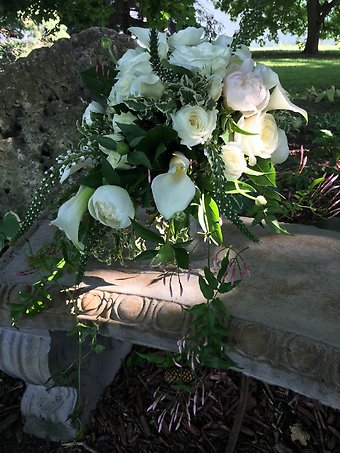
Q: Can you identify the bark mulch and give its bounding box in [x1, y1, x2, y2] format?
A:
[1, 345, 340, 452]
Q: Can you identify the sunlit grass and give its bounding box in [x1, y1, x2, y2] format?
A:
[252, 53, 340, 90]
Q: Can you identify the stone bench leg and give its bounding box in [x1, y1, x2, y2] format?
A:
[0, 327, 131, 442]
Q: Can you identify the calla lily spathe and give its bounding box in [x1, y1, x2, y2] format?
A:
[266, 85, 308, 122]
[50, 185, 94, 251]
[151, 153, 195, 220]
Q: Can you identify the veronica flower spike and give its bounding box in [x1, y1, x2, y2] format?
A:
[151, 153, 196, 220]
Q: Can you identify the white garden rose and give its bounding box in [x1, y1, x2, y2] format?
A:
[129, 27, 169, 59]
[108, 75, 135, 105]
[223, 60, 269, 116]
[82, 101, 105, 126]
[168, 27, 205, 48]
[116, 48, 152, 77]
[220, 142, 248, 181]
[169, 41, 231, 77]
[88, 185, 135, 229]
[171, 105, 218, 149]
[130, 73, 164, 99]
[235, 113, 279, 166]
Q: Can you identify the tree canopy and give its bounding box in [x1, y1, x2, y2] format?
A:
[0, 0, 338, 53]
[216, 0, 340, 54]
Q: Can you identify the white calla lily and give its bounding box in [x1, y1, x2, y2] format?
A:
[266, 85, 308, 121]
[151, 153, 195, 220]
[271, 128, 289, 165]
[50, 186, 94, 251]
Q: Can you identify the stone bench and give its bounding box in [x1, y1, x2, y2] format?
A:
[1, 218, 340, 442]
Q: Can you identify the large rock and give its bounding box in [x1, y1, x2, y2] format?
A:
[0, 27, 131, 217]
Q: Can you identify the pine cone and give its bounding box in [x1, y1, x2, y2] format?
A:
[164, 367, 194, 384]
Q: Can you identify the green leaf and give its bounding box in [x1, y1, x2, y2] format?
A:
[136, 125, 177, 156]
[131, 219, 164, 244]
[211, 297, 229, 317]
[102, 159, 121, 185]
[217, 251, 230, 282]
[248, 158, 276, 187]
[230, 119, 258, 135]
[308, 177, 325, 189]
[198, 194, 223, 245]
[0, 211, 21, 238]
[127, 151, 152, 169]
[117, 123, 147, 147]
[174, 247, 190, 269]
[204, 267, 218, 290]
[200, 354, 232, 369]
[79, 166, 103, 189]
[137, 352, 173, 368]
[188, 303, 208, 315]
[134, 249, 158, 261]
[81, 65, 117, 99]
[199, 275, 214, 300]
[96, 136, 117, 151]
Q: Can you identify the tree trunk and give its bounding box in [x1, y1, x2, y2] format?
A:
[303, 0, 322, 54]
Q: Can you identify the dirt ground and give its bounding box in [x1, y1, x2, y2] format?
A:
[1, 344, 340, 453]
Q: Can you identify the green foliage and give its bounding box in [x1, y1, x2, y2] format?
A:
[7, 233, 79, 325]
[81, 66, 117, 101]
[0, 211, 20, 250]
[216, 0, 340, 52]
[0, 0, 112, 31]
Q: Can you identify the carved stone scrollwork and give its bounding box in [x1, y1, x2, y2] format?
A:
[78, 290, 189, 337]
[229, 319, 340, 391]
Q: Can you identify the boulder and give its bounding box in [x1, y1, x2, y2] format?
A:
[0, 27, 131, 217]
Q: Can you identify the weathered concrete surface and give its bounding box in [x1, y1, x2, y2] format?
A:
[0, 28, 131, 217]
[1, 218, 340, 439]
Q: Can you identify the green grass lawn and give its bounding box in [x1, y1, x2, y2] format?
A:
[252, 50, 340, 91]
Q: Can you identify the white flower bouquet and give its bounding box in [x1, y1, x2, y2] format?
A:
[13, 27, 307, 360]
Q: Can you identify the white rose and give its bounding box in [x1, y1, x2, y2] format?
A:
[171, 106, 218, 149]
[223, 58, 280, 116]
[130, 73, 164, 99]
[82, 101, 105, 126]
[88, 185, 135, 229]
[128, 27, 169, 59]
[169, 41, 231, 77]
[116, 48, 152, 77]
[108, 75, 135, 105]
[235, 113, 279, 166]
[168, 27, 205, 48]
[220, 142, 248, 181]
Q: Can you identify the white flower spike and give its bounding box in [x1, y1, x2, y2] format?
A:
[50, 186, 94, 251]
[151, 153, 195, 220]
